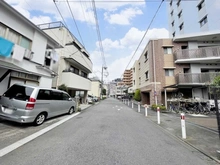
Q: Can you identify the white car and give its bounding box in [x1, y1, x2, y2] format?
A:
[87, 95, 94, 104]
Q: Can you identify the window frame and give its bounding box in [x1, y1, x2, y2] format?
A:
[165, 69, 174, 77]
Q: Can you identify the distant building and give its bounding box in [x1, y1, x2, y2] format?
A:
[123, 69, 132, 87]
[88, 78, 101, 99]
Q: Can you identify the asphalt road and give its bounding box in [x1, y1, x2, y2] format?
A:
[0, 98, 217, 165]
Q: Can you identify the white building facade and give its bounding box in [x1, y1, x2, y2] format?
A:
[0, 1, 61, 94]
[38, 22, 93, 102]
[168, 0, 220, 38]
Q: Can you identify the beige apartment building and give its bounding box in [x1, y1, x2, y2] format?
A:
[135, 39, 184, 105]
[123, 69, 132, 87]
[133, 32, 220, 107]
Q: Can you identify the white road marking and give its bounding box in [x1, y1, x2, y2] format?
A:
[0, 112, 81, 157]
[189, 114, 208, 117]
[118, 109, 120, 111]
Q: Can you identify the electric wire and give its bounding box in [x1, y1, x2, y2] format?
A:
[91, 0, 107, 68]
[53, 0, 93, 71]
[66, 0, 85, 47]
[121, 0, 165, 79]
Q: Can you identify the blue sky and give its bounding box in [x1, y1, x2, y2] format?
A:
[5, 0, 170, 82]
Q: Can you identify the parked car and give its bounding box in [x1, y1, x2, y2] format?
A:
[0, 84, 76, 125]
[87, 95, 94, 104]
[93, 96, 98, 102]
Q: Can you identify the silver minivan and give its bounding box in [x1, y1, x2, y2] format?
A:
[0, 84, 76, 125]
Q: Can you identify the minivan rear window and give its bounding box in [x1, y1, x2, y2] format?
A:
[3, 84, 34, 101]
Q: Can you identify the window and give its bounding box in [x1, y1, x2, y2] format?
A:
[37, 90, 51, 100]
[45, 51, 51, 66]
[178, 11, 182, 18]
[144, 51, 148, 61]
[20, 36, 31, 49]
[179, 23, 184, 31]
[198, 0, 205, 11]
[0, 23, 6, 37]
[138, 62, 140, 70]
[165, 69, 174, 76]
[145, 71, 149, 80]
[81, 71, 87, 78]
[133, 80, 135, 85]
[62, 93, 70, 101]
[139, 77, 141, 85]
[170, 0, 173, 6]
[164, 47, 172, 54]
[51, 91, 63, 100]
[177, 0, 181, 6]
[200, 16, 208, 27]
[172, 32, 175, 37]
[3, 84, 34, 101]
[7, 29, 19, 44]
[170, 10, 174, 16]
[171, 21, 174, 27]
[67, 66, 79, 75]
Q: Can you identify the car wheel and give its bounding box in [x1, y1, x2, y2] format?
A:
[34, 113, 46, 126]
[68, 107, 75, 115]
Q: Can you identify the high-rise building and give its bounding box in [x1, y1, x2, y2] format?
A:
[168, 0, 220, 38]
[123, 69, 132, 87]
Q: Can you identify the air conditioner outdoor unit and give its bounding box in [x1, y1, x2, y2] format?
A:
[24, 49, 34, 60]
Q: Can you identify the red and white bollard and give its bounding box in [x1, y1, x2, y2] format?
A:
[138, 102, 140, 112]
[181, 113, 186, 139]
[144, 104, 148, 117]
[157, 107, 160, 124]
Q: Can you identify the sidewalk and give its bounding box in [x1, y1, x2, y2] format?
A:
[129, 100, 220, 163]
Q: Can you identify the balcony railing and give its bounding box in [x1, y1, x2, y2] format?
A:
[174, 46, 220, 60]
[176, 72, 220, 84]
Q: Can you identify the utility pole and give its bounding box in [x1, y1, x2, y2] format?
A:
[101, 66, 107, 99]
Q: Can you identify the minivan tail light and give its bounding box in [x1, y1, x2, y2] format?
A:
[25, 97, 36, 110]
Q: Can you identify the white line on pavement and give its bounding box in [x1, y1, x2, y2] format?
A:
[0, 112, 81, 157]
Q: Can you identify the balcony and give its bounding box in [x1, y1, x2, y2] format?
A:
[60, 72, 91, 90]
[174, 46, 220, 63]
[175, 72, 220, 85]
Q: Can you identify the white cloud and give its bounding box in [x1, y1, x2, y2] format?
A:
[94, 27, 169, 80]
[104, 8, 143, 25]
[95, 0, 145, 11]
[96, 39, 124, 51]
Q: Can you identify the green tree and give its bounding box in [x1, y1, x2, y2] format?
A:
[212, 75, 220, 86]
[102, 88, 106, 95]
[133, 89, 141, 101]
[58, 84, 68, 92]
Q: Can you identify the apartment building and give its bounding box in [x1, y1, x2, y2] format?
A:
[0, 1, 61, 94]
[136, 39, 185, 105]
[38, 22, 93, 102]
[135, 34, 220, 107]
[170, 32, 220, 101]
[123, 69, 132, 87]
[88, 78, 101, 99]
[168, 0, 220, 38]
[108, 81, 117, 98]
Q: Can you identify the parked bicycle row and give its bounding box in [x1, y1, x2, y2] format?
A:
[168, 99, 220, 115]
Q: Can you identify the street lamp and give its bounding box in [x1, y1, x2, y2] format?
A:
[101, 66, 107, 99]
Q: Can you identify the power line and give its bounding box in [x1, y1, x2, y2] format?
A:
[66, 0, 85, 47]
[53, 0, 92, 71]
[121, 0, 165, 79]
[91, 0, 107, 68]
